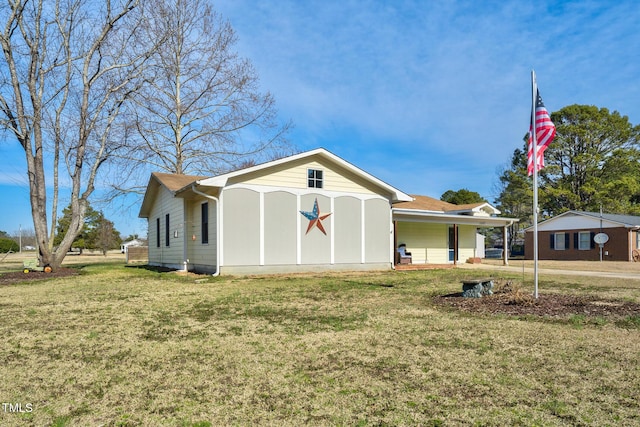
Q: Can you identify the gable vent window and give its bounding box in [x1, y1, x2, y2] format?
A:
[308, 169, 323, 189]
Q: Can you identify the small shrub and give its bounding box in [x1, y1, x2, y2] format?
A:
[0, 237, 19, 253]
[494, 279, 536, 306]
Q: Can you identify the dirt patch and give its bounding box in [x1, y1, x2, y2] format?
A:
[435, 281, 640, 319]
[0, 268, 79, 286]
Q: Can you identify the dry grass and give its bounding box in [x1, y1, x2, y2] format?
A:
[0, 251, 126, 273]
[1, 262, 640, 426]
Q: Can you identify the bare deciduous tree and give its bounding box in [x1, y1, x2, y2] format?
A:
[0, 0, 154, 269]
[111, 0, 292, 195]
[1, 0, 291, 269]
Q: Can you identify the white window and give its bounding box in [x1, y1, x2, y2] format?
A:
[578, 231, 591, 250]
[307, 169, 323, 188]
[554, 232, 566, 250]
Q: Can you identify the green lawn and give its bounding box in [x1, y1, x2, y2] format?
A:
[1, 262, 639, 426]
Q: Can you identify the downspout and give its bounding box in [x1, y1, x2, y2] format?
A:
[191, 184, 221, 276]
[182, 203, 188, 272]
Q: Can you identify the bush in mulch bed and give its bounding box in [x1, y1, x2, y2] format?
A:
[434, 279, 640, 320]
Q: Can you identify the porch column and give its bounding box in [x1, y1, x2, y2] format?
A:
[454, 224, 458, 266]
[393, 220, 398, 266]
[503, 225, 509, 265]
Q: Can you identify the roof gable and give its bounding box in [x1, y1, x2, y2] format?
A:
[195, 148, 413, 202]
[152, 172, 207, 192]
[139, 172, 208, 218]
[527, 210, 640, 231]
[574, 211, 640, 227]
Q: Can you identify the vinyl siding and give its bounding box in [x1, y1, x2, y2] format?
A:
[364, 198, 391, 263]
[334, 196, 362, 264]
[186, 198, 217, 270]
[457, 225, 478, 262]
[396, 222, 448, 264]
[222, 188, 260, 266]
[300, 194, 332, 264]
[263, 191, 298, 265]
[229, 156, 384, 196]
[537, 214, 620, 231]
[147, 186, 185, 268]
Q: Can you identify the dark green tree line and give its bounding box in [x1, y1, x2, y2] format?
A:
[541, 105, 640, 215]
[495, 104, 640, 252]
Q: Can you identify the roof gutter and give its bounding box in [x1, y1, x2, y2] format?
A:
[191, 183, 220, 277]
[392, 208, 519, 226]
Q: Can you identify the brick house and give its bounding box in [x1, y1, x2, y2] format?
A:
[525, 211, 640, 262]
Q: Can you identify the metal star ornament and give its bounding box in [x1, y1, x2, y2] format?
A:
[300, 198, 332, 235]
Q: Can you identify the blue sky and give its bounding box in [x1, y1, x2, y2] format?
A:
[1, 0, 639, 238]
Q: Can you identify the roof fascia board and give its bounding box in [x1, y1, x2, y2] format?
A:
[138, 175, 162, 218]
[577, 211, 639, 227]
[393, 208, 518, 226]
[194, 148, 413, 202]
[524, 210, 631, 231]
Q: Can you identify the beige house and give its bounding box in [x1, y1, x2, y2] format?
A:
[139, 148, 516, 274]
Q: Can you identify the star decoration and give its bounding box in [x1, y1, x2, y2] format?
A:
[300, 198, 332, 235]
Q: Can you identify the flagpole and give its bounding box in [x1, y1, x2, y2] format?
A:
[531, 70, 539, 299]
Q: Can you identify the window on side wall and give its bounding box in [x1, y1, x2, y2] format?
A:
[156, 218, 160, 248]
[552, 232, 567, 250]
[307, 169, 323, 189]
[202, 202, 209, 244]
[578, 231, 591, 250]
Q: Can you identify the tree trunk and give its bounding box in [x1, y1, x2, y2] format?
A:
[0, 0, 146, 271]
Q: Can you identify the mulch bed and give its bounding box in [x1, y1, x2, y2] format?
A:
[0, 268, 79, 286]
[434, 292, 640, 319]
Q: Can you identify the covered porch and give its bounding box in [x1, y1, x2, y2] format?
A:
[392, 201, 517, 267]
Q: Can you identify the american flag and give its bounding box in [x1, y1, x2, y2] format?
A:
[527, 89, 556, 175]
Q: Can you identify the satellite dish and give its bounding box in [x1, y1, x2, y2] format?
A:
[594, 233, 609, 244]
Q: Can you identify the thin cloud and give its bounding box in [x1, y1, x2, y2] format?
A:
[2, 0, 638, 236]
[218, 0, 639, 178]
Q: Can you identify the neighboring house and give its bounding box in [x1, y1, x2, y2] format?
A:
[139, 148, 517, 274]
[120, 238, 146, 254]
[524, 211, 640, 261]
